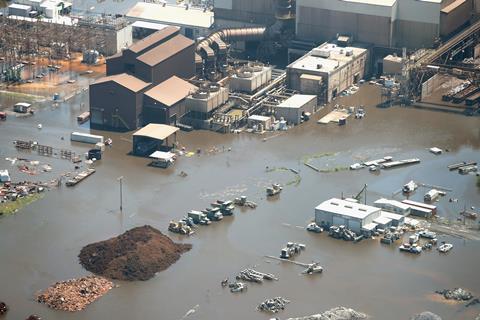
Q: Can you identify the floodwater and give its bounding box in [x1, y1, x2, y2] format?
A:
[0, 84, 480, 320]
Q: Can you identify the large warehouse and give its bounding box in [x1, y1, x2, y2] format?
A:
[214, 0, 276, 26]
[105, 26, 195, 85]
[296, 0, 473, 48]
[315, 198, 404, 234]
[90, 73, 150, 131]
[287, 43, 368, 103]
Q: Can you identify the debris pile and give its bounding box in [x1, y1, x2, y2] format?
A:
[411, 311, 442, 320]
[0, 301, 8, 315]
[25, 315, 42, 320]
[257, 297, 290, 313]
[466, 298, 480, 307]
[435, 288, 473, 301]
[79, 225, 192, 281]
[329, 226, 357, 241]
[236, 269, 278, 283]
[36, 275, 113, 311]
[286, 306, 368, 319]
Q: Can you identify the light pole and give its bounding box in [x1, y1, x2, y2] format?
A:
[118, 176, 123, 212]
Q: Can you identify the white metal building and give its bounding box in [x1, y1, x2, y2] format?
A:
[287, 43, 368, 103]
[315, 198, 382, 234]
[126, 2, 215, 39]
[275, 94, 317, 125]
[373, 198, 411, 216]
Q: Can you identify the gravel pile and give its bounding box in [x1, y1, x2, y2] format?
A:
[36, 276, 113, 312]
[435, 288, 473, 301]
[79, 225, 191, 281]
[286, 306, 368, 320]
[257, 297, 290, 313]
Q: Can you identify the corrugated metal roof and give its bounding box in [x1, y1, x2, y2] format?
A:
[315, 198, 380, 220]
[128, 26, 180, 54]
[374, 198, 410, 210]
[132, 20, 169, 30]
[94, 73, 151, 93]
[126, 2, 214, 28]
[144, 76, 197, 107]
[441, 0, 466, 13]
[374, 216, 392, 225]
[136, 34, 194, 67]
[133, 123, 179, 140]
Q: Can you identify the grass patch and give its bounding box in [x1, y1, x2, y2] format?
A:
[0, 193, 44, 216]
[266, 166, 301, 186]
[319, 166, 349, 173]
[0, 90, 45, 102]
[301, 152, 336, 165]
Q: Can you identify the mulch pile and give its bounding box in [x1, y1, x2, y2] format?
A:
[36, 276, 113, 312]
[78, 225, 192, 281]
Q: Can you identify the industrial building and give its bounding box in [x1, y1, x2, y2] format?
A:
[287, 43, 368, 103]
[89, 73, 151, 131]
[126, 2, 214, 39]
[275, 94, 316, 125]
[382, 54, 403, 75]
[106, 26, 195, 85]
[315, 198, 406, 234]
[214, 0, 276, 26]
[373, 198, 411, 216]
[142, 76, 198, 126]
[184, 83, 229, 127]
[295, 0, 473, 48]
[315, 198, 383, 234]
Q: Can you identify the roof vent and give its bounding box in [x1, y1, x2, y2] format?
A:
[359, 208, 367, 212]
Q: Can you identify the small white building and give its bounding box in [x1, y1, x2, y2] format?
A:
[315, 198, 382, 234]
[373, 198, 411, 216]
[275, 94, 317, 125]
[247, 115, 272, 131]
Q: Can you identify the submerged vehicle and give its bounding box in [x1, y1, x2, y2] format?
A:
[399, 243, 422, 254]
[306, 222, 323, 233]
[267, 184, 282, 196]
[438, 243, 453, 253]
[403, 180, 418, 193]
[302, 263, 323, 275]
[419, 230, 437, 239]
[280, 242, 306, 259]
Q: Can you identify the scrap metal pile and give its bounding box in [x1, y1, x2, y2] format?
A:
[236, 268, 278, 283]
[36, 276, 113, 311]
[286, 306, 368, 320]
[257, 297, 290, 313]
[329, 226, 357, 241]
[435, 288, 473, 301]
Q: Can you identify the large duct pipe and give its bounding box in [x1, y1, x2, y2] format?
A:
[196, 27, 268, 53]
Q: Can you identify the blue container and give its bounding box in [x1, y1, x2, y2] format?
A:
[53, 93, 60, 101]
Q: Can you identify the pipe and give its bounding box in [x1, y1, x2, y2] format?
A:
[196, 27, 267, 53]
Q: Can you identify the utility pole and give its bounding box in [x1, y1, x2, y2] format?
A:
[118, 176, 123, 212]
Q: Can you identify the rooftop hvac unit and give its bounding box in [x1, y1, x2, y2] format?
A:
[312, 48, 330, 58]
[316, 64, 322, 69]
[345, 49, 353, 56]
[208, 84, 220, 92]
[192, 90, 210, 99]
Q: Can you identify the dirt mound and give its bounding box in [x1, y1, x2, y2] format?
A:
[79, 225, 191, 281]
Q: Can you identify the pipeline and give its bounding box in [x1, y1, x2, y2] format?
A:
[196, 27, 268, 53]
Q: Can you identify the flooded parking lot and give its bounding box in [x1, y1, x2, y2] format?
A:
[0, 84, 479, 320]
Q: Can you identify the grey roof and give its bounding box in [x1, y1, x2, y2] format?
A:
[136, 34, 193, 67]
[315, 198, 380, 219]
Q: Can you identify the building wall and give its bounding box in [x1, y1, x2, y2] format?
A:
[106, 56, 124, 76]
[394, 20, 439, 48]
[150, 44, 195, 84]
[214, 0, 276, 25]
[89, 81, 143, 131]
[440, 0, 473, 37]
[142, 96, 186, 125]
[296, 6, 393, 46]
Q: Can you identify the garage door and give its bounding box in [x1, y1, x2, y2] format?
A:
[348, 220, 361, 233]
[332, 216, 346, 227]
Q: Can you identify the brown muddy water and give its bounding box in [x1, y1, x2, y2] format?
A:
[0, 84, 479, 320]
